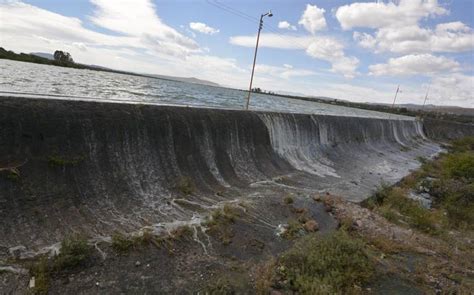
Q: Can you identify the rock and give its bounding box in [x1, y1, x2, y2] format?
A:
[355, 220, 363, 227]
[294, 207, 307, 214]
[324, 204, 332, 212]
[135, 261, 141, 267]
[29, 276, 35, 289]
[304, 220, 319, 232]
[270, 290, 283, 295]
[312, 195, 321, 202]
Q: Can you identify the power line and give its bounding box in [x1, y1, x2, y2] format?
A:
[207, 0, 311, 51]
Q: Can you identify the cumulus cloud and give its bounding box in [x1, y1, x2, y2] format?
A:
[89, 0, 198, 55]
[189, 22, 219, 35]
[298, 4, 327, 34]
[338, 1, 474, 54]
[278, 21, 296, 31]
[336, 0, 447, 30]
[369, 54, 460, 76]
[230, 33, 358, 78]
[430, 74, 474, 103]
[255, 64, 315, 79]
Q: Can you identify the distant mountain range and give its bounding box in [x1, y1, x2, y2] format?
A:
[30, 52, 219, 87]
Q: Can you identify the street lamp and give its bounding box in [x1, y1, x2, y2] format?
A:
[245, 10, 273, 110]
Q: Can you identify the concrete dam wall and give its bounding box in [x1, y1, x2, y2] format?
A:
[0, 97, 440, 252]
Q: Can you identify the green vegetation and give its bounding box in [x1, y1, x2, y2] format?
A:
[48, 155, 85, 167]
[204, 204, 242, 245]
[30, 258, 50, 295]
[281, 220, 304, 240]
[175, 176, 196, 195]
[283, 195, 294, 204]
[111, 232, 134, 253]
[29, 236, 92, 294]
[0, 168, 20, 182]
[54, 236, 92, 271]
[258, 231, 373, 294]
[364, 136, 474, 232]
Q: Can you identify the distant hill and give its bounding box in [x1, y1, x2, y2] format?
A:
[30, 52, 54, 60]
[148, 74, 219, 87]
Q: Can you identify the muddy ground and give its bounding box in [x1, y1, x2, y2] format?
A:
[2, 181, 472, 294]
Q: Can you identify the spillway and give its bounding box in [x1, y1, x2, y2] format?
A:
[0, 96, 440, 251]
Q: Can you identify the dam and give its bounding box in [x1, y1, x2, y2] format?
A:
[0, 95, 441, 254]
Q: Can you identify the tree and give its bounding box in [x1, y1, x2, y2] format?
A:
[53, 50, 74, 63]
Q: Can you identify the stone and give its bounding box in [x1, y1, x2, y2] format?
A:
[355, 220, 363, 227]
[312, 195, 321, 202]
[29, 276, 35, 289]
[304, 220, 319, 232]
[270, 290, 283, 295]
[135, 261, 141, 267]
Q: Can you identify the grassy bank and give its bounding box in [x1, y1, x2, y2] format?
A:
[363, 136, 474, 232]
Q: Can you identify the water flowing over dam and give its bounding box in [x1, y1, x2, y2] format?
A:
[0, 96, 440, 252]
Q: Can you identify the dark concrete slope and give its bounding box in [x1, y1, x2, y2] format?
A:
[423, 118, 474, 142]
[0, 97, 439, 250]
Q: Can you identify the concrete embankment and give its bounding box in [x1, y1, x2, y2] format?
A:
[423, 118, 474, 142]
[0, 96, 440, 251]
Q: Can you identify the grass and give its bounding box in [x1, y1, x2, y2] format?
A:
[111, 232, 134, 253]
[204, 204, 242, 245]
[0, 169, 20, 182]
[281, 220, 304, 240]
[53, 235, 92, 271]
[258, 230, 374, 294]
[28, 236, 92, 294]
[365, 186, 444, 235]
[48, 154, 85, 167]
[283, 194, 294, 204]
[363, 136, 474, 232]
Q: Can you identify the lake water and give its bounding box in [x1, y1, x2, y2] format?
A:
[0, 59, 409, 119]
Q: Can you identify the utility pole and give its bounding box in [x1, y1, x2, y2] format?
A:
[245, 10, 273, 110]
[389, 85, 400, 119]
[421, 84, 430, 113]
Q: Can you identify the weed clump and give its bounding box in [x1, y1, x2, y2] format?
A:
[259, 231, 373, 293]
[54, 235, 92, 270]
[29, 258, 50, 295]
[283, 195, 294, 205]
[204, 204, 241, 245]
[111, 232, 134, 253]
[29, 236, 92, 294]
[48, 155, 84, 167]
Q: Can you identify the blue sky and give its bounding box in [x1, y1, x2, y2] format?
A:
[1, 0, 473, 107]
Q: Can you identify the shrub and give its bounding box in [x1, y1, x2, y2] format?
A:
[111, 232, 134, 253]
[283, 195, 294, 204]
[441, 152, 474, 180]
[450, 136, 474, 153]
[277, 231, 373, 293]
[54, 236, 92, 270]
[48, 155, 84, 167]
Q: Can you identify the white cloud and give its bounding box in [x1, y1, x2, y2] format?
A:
[369, 54, 460, 76]
[336, 0, 447, 30]
[353, 22, 474, 54]
[339, 1, 474, 54]
[189, 22, 219, 35]
[430, 73, 474, 104]
[230, 33, 358, 78]
[89, 0, 198, 56]
[278, 21, 296, 31]
[255, 64, 316, 79]
[298, 4, 327, 34]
